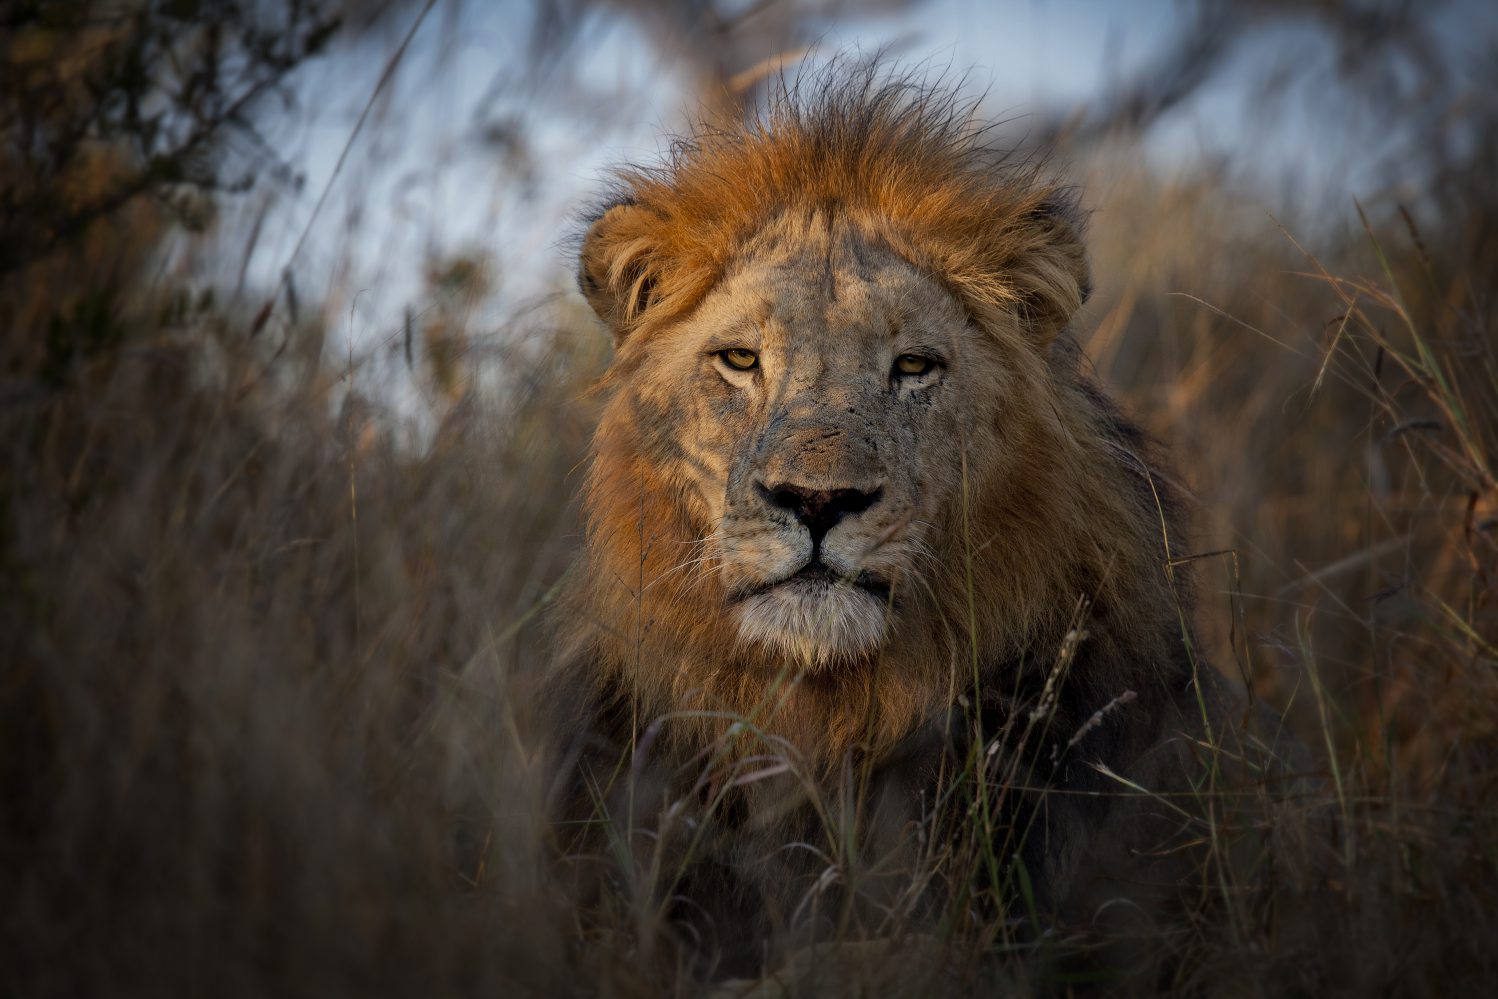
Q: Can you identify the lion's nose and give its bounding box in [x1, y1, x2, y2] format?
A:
[756, 481, 883, 547]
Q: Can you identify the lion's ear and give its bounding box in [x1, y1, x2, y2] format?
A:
[1009, 198, 1091, 345]
[578, 201, 659, 342]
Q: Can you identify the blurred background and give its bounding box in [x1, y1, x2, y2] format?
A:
[4, 0, 1497, 992]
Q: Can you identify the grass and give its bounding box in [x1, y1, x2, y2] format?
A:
[4, 71, 1498, 999]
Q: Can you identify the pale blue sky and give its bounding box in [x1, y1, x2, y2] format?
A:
[217, 0, 1494, 386]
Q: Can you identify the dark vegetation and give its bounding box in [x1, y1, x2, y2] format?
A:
[2, 1, 1496, 994]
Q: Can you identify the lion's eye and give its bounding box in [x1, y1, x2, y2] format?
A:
[894, 354, 934, 377]
[719, 348, 759, 371]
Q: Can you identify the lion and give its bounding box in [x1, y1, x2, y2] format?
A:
[543, 70, 1288, 981]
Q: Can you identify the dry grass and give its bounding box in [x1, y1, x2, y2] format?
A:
[4, 47, 1498, 999]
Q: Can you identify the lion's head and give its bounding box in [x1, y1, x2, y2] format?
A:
[562, 74, 1180, 766]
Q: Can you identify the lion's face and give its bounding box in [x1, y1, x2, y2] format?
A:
[566, 80, 1151, 767]
[616, 213, 1013, 666]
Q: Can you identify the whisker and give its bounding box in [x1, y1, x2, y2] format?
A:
[858, 509, 915, 564]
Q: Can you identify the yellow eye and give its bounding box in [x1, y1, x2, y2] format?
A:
[720, 348, 759, 371]
[894, 354, 934, 377]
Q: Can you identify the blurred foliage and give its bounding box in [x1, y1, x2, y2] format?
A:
[0, 1, 345, 273]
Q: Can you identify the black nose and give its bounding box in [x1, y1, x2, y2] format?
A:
[757, 481, 883, 546]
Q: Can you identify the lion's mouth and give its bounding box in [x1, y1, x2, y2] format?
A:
[730, 559, 893, 605]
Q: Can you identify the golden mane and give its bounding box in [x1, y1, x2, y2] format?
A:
[578, 70, 1088, 349]
[557, 71, 1189, 775]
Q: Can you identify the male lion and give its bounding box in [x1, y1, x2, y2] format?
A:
[545, 71, 1283, 980]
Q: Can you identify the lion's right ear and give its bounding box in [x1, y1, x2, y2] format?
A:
[578, 201, 659, 342]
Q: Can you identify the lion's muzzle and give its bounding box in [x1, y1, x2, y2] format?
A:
[755, 480, 884, 551]
[717, 422, 903, 665]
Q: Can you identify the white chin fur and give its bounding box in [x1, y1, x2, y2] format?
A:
[734, 581, 888, 667]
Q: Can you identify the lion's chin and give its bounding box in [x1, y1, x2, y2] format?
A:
[733, 582, 889, 669]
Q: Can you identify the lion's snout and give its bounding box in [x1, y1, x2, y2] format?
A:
[753, 480, 884, 550]
[715, 432, 909, 664]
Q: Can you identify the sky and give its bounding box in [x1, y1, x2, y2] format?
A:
[214, 0, 1496, 394]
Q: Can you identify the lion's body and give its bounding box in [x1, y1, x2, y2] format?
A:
[545, 71, 1258, 974]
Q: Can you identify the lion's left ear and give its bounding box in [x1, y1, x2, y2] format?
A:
[578, 200, 660, 343]
[1008, 198, 1091, 345]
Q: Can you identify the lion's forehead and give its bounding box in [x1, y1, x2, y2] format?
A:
[727, 224, 966, 350]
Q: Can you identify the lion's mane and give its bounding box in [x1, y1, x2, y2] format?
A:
[554, 70, 1197, 775]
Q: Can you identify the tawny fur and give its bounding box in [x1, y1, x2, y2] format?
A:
[555, 71, 1195, 776]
